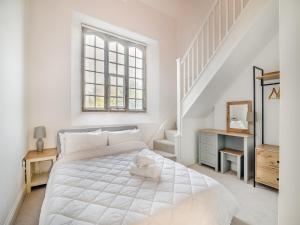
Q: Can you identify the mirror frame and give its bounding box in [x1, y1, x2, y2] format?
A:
[226, 100, 252, 134]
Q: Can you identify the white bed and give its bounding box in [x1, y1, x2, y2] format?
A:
[39, 128, 238, 225]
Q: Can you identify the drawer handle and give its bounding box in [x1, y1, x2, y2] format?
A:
[277, 178, 279, 181]
[277, 161, 279, 164]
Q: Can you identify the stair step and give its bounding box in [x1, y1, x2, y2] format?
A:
[153, 150, 176, 161]
[153, 139, 175, 154]
[165, 129, 177, 142]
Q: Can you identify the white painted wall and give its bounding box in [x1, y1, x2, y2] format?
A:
[0, 0, 27, 223]
[27, 0, 178, 149]
[278, 0, 300, 224]
[176, 0, 213, 56]
[212, 34, 279, 145]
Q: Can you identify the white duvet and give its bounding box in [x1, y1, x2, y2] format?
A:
[39, 142, 238, 225]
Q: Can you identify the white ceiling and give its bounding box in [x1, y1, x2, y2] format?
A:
[138, 0, 184, 18]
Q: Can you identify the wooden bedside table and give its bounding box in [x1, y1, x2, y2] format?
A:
[25, 148, 57, 193]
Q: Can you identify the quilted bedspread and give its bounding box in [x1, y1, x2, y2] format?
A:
[39, 149, 238, 225]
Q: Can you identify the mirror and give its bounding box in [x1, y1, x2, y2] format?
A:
[227, 101, 252, 134]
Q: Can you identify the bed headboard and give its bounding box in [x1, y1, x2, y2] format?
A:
[56, 125, 138, 153]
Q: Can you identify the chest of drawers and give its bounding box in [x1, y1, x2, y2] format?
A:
[255, 144, 279, 189]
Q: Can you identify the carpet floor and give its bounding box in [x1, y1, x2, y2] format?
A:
[14, 164, 278, 225]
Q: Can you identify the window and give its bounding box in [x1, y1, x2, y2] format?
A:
[82, 25, 146, 112]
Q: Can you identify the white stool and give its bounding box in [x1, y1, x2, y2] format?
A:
[220, 149, 244, 179]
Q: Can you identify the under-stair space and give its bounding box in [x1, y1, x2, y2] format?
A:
[176, 0, 279, 165]
[153, 129, 177, 161]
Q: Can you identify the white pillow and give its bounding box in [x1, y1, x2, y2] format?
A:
[108, 129, 142, 145]
[63, 132, 108, 156]
[59, 129, 103, 155]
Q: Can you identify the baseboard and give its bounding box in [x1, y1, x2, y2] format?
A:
[4, 185, 26, 225]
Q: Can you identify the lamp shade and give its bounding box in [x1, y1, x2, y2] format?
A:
[247, 112, 258, 122]
[34, 126, 46, 139]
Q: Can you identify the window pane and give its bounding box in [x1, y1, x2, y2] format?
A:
[129, 57, 135, 67]
[129, 47, 135, 56]
[96, 97, 104, 108]
[85, 46, 95, 58]
[109, 42, 117, 51]
[136, 79, 143, 89]
[117, 43, 124, 53]
[129, 89, 135, 98]
[110, 76, 116, 85]
[136, 100, 143, 110]
[109, 52, 116, 63]
[129, 67, 135, 77]
[109, 63, 116, 74]
[129, 78, 135, 88]
[85, 96, 95, 108]
[118, 65, 124, 75]
[117, 77, 124, 86]
[136, 48, 143, 58]
[117, 98, 124, 107]
[85, 84, 95, 95]
[136, 58, 143, 68]
[118, 54, 124, 64]
[136, 69, 142, 79]
[96, 61, 104, 72]
[110, 97, 116, 107]
[136, 90, 143, 99]
[129, 99, 136, 109]
[110, 86, 116, 96]
[96, 49, 104, 60]
[96, 37, 104, 48]
[96, 85, 104, 96]
[96, 73, 105, 84]
[85, 58, 95, 71]
[85, 34, 95, 46]
[117, 87, 124, 97]
[85, 71, 95, 83]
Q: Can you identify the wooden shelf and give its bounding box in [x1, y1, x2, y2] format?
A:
[31, 172, 49, 186]
[256, 71, 280, 81]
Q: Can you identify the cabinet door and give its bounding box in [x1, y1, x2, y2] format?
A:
[256, 167, 279, 189]
[199, 143, 207, 162]
[256, 150, 279, 169]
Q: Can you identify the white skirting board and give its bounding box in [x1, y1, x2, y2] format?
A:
[4, 185, 26, 225]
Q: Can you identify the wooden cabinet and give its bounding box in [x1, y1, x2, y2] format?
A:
[198, 132, 220, 171]
[255, 144, 279, 189]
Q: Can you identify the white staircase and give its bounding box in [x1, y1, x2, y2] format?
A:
[176, 0, 278, 164]
[153, 129, 177, 161]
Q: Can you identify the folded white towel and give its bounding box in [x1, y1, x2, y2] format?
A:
[130, 164, 161, 180]
[134, 151, 155, 168]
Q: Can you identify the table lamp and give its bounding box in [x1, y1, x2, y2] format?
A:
[34, 126, 46, 152]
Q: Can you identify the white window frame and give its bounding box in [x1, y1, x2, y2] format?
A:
[81, 24, 147, 112]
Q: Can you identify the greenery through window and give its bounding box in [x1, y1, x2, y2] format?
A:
[82, 25, 146, 112]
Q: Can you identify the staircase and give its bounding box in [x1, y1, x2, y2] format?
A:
[176, 0, 278, 164]
[153, 129, 177, 161]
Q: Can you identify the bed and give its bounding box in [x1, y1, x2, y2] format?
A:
[39, 126, 238, 225]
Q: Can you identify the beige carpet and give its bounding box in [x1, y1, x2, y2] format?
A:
[14, 165, 278, 225]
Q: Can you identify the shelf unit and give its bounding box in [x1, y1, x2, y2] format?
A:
[252, 66, 280, 188]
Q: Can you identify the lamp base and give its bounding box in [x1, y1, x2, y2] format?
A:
[36, 138, 44, 152]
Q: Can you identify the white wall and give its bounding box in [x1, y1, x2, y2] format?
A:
[278, 0, 300, 224]
[212, 34, 279, 145]
[27, 0, 178, 149]
[0, 0, 27, 224]
[176, 0, 213, 56]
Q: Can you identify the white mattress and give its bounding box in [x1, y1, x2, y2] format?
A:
[39, 147, 238, 225]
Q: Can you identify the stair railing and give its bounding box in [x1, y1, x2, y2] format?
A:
[176, 0, 251, 162]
